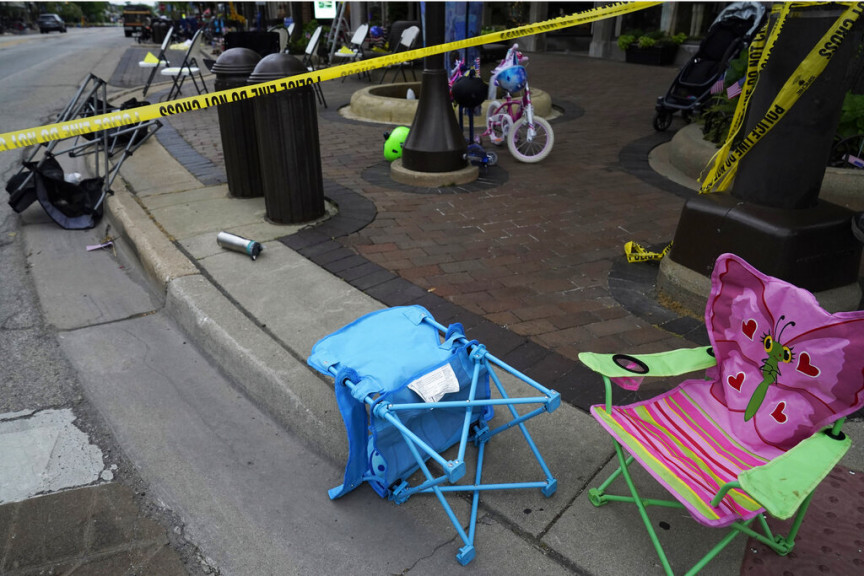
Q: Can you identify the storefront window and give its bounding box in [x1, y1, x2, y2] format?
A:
[620, 4, 662, 35]
[674, 3, 694, 36]
[547, 2, 592, 36]
[696, 3, 727, 38]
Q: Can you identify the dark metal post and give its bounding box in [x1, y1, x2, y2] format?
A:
[733, 7, 863, 209]
[401, 2, 467, 173]
[666, 6, 864, 294]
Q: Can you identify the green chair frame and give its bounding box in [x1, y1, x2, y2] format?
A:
[579, 347, 852, 576]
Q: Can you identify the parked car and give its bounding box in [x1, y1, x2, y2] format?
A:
[38, 13, 67, 34]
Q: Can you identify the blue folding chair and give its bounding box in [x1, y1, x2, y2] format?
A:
[308, 305, 559, 565]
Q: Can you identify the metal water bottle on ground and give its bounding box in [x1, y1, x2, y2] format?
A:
[216, 231, 263, 261]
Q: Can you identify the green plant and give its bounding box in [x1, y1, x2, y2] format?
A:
[831, 92, 864, 168]
[701, 95, 739, 147]
[618, 30, 687, 51]
[700, 51, 748, 147]
[617, 34, 636, 51]
[837, 92, 864, 138]
[702, 73, 864, 170]
[288, 19, 322, 54]
[670, 32, 688, 45]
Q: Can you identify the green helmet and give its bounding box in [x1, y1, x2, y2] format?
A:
[383, 126, 410, 162]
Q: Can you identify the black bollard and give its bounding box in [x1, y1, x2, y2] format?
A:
[401, 2, 467, 173]
[248, 54, 325, 224]
[213, 48, 263, 198]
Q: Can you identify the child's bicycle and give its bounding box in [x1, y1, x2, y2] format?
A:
[484, 44, 554, 163]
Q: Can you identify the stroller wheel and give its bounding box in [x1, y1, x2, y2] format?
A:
[653, 111, 673, 132]
[682, 111, 693, 124]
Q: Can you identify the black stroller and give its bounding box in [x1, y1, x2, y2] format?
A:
[653, 1, 766, 131]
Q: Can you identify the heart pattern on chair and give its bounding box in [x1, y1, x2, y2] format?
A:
[705, 254, 864, 451]
[727, 372, 745, 391]
[589, 253, 864, 528]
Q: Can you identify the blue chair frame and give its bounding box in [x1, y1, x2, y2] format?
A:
[309, 306, 559, 565]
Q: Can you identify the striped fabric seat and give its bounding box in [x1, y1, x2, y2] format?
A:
[582, 253, 864, 574]
[592, 382, 771, 527]
[590, 253, 864, 528]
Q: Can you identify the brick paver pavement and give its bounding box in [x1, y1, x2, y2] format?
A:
[159, 51, 692, 368]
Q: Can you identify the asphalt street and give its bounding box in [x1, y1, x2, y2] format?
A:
[0, 27, 210, 575]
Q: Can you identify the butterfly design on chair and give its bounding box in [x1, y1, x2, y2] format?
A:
[579, 252, 864, 575]
[707, 255, 864, 450]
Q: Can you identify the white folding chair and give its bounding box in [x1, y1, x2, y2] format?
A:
[301, 25, 327, 107]
[333, 23, 370, 81]
[138, 26, 174, 97]
[160, 28, 208, 101]
[379, 26, 420, 84]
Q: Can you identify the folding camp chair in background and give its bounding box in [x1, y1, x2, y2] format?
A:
[578, 252, 864, 575]
[301, 25, 327, 107]
[6, 74, 161, 230]
[333, 23, 370, 81]
[10, 74, 105, 179]
[160, 28, 208, 101]
[267, 24, 289, 54]
[138, 26, 174, 97]
[309, 305, 559, 565]
[378, 25, 420, 84]
[267, 22, 295, 53]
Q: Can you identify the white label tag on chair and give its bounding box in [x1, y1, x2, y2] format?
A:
[408, 363, 460, 403]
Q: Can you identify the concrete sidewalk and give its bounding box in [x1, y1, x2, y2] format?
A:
[92, 44, 864, 574]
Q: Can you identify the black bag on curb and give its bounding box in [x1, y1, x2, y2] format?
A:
[6, 169, 36, 213]
[5, 156, 109, 230]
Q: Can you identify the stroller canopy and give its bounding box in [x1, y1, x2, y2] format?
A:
[716, 2, 767, 40]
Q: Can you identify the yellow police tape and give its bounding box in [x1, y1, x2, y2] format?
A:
[624, 241, 672, 264]
[0, 1, 661, 153]
[699, 1, 864, 193]
[627, 1, 863, 263]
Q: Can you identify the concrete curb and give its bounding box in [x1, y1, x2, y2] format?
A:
[164, 274, 347, 464]
[106, 189, 199, 289]
[88, 85, 349, 465]
[106, 157, 351, 468]
[344, 82, 555, 125]
[81, 94, 200, 290]
[390, 157, 479, 186]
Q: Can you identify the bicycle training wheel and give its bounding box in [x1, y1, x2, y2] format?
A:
[486, 101, 511, 146]
[507, 116, 554, 163]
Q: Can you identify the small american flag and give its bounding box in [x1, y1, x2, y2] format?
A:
[727, 78, 744, 99]
[844, 154, 864, 168]
[710, 78, 725, 95]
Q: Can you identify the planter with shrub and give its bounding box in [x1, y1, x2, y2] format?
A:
[618, 31, 687, 66]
